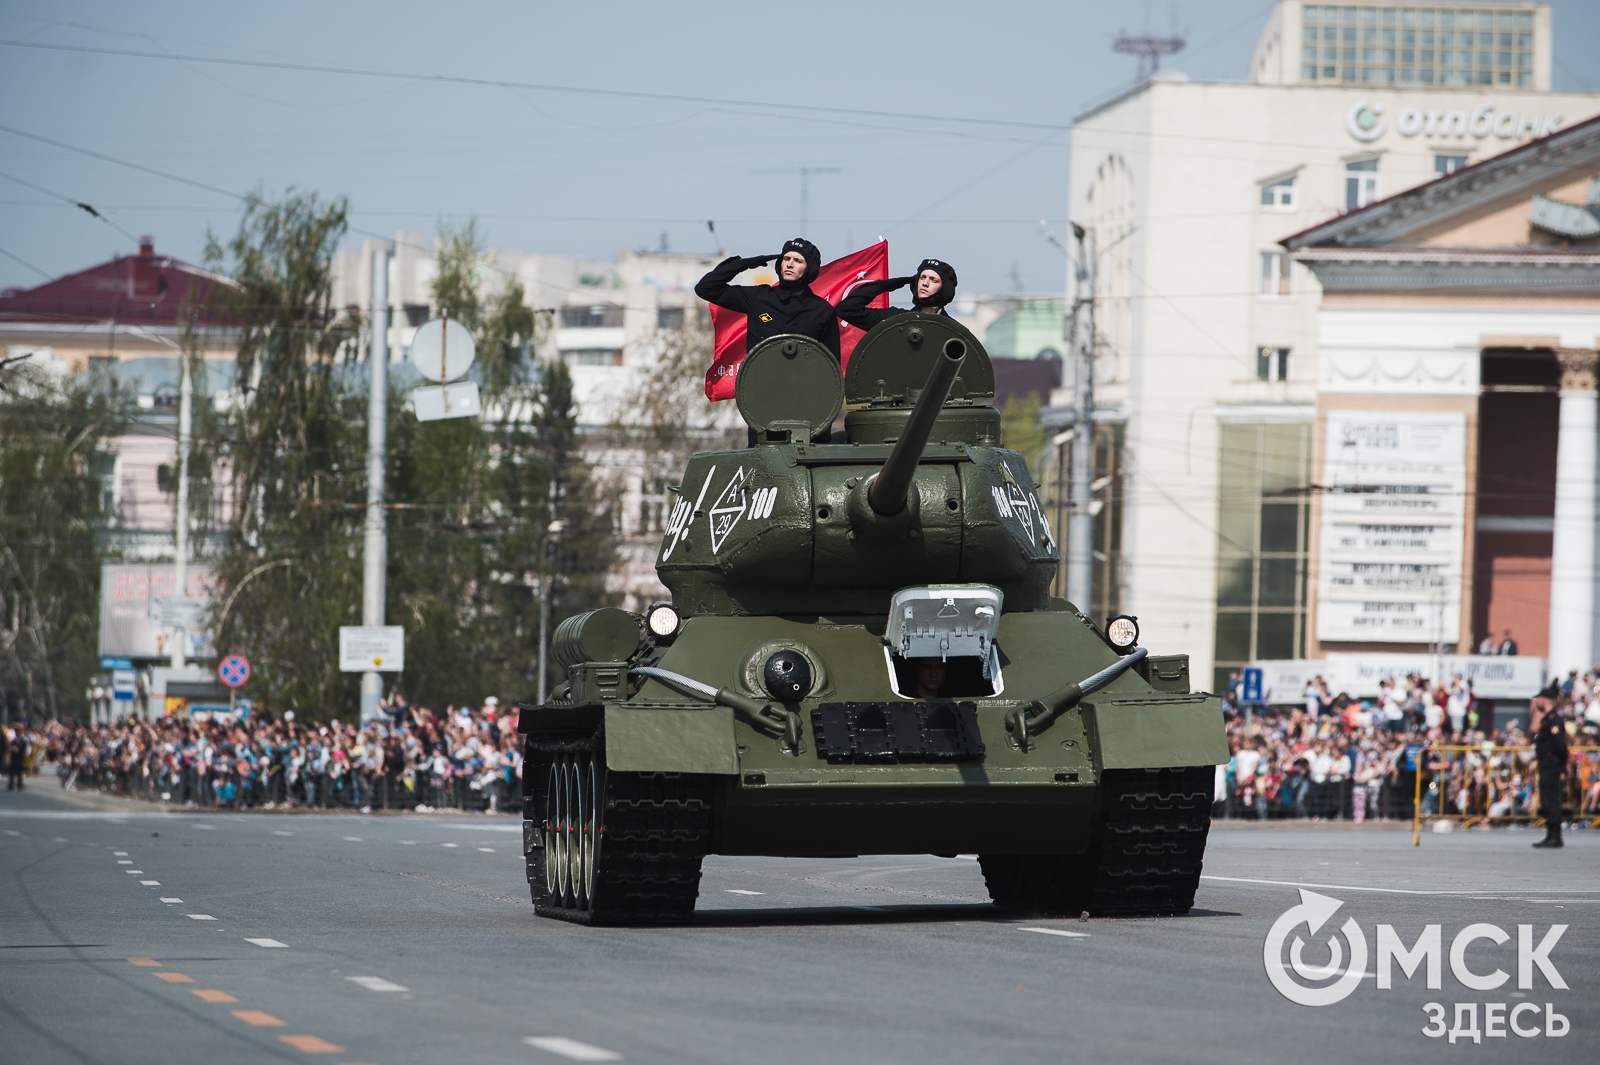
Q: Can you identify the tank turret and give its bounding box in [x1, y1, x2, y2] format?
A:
[657, 315, 1057, 617]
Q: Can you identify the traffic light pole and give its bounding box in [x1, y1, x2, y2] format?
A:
[360, 247, 390, 723]
[1066, 223, 1096, 613]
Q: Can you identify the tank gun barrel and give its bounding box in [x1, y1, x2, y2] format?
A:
[868, 337, 967, 515]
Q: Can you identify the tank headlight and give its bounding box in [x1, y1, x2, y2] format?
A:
[1106, 615, 1140, 653]
[646, 602, 681, 642]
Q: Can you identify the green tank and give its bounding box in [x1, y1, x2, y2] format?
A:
[519, 314, 1227, 925]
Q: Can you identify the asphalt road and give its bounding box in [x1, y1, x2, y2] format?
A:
[2, 782, 1595, 1065]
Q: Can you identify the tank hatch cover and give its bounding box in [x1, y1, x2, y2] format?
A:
[845, 312, 993, 405]
[735, 334, 844, 439]
[886, 584, 1003, 662]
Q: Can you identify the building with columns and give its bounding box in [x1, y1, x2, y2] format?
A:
[1283, 113, 1600, 680]
[1066, 0, 1600, 694]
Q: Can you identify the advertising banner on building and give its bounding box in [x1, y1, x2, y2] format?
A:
[1251, 655, 1545, 701]
[1317, 411, 1466, 644]
[99, 563, 217, 660]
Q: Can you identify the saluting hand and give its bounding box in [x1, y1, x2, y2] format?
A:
[738, 253, 779, 270]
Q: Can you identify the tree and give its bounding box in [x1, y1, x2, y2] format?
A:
[384, 221, 619, 706]
[203, 190, 365, 718]
[0, 360, 131, 720]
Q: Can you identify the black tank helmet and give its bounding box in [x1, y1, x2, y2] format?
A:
[778, 237, 822, 287]
[912, 257, 958, 309]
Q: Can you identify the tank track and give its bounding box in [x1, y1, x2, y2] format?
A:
[979, 765, 1213, 918]
[523, 729, 713, 926]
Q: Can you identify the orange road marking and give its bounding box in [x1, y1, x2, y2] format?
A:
[231, 1009, 286, 1027]
[279, 1035, 344, 1053]
[154, 972, 194, 983]
[127, 957, 161, 967]
[192, 989, 238, 1003]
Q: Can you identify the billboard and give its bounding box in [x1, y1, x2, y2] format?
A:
[99, 563, 217, 660]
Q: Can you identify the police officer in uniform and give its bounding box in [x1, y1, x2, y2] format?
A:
[836, 257, 957, 331]
[6, 727, 28, 791]
[695, 237, 841, 358]
[1531, 683, 1569, 848]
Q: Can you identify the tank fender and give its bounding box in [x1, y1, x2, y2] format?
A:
[603, 705, 740, 775]
[1079, 695, 1228, 770]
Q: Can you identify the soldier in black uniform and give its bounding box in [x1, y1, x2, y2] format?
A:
[1531, 683, 1569, 848]
[694, 237, 841, 358]
[836, 257, 957, 332]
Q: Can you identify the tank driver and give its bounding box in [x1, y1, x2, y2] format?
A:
[694, 237, 841, 359]
[836, 257, 957, 332]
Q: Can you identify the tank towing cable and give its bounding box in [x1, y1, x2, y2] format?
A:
[629, 665, 803, 751]
[1006, 647, 1150, 751]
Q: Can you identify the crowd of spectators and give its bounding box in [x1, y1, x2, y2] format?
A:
[4, 693, 523, 813]
[1216, 668, 1600, 823]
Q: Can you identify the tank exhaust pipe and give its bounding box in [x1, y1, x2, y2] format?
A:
[867, 337, 967, 516]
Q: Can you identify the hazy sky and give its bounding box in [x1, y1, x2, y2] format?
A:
[2, 1, 1596, 299]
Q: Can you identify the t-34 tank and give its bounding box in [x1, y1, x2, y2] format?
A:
[518, 313, 1227, 925]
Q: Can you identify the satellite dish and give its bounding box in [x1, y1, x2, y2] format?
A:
[409, 317, 476, 383]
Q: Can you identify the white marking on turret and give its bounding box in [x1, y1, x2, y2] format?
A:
[661, 464, 716, 561]
[708, 467, 749, 554]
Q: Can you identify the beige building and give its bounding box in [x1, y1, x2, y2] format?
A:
[1066, 0, 1600, 692]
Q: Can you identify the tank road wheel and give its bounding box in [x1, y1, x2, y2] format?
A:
[522, 730, 711, 926]
[979, 766, 1214, 918]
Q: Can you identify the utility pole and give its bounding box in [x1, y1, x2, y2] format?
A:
[1066, 222, 1096, 612]
[170, 346, 193, 675]
[360, 246, 391, 723]
[753, 166, 842, 235]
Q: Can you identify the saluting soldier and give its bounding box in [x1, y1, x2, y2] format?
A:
[836, 257, 958, 332]
[695, 237, 841, 359]
[1531, 683, 1569, 849]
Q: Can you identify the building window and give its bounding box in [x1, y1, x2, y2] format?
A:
[563, 348, 623, 366]
[1306, 4, 1532, 87]
[1345, 158, 1380, 209]
[1259, 252, 1293, 298]
[656, 307, 685, 330]
[1256, 346, 1291, 382]
[1260, 175, 1297, 211]
[638, 476, 668, 533]
[559, 304, 624, 329]
[1213, 423, 1312, 694]
[1434, 154, 1469, 175]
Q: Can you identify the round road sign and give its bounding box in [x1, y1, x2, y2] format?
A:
[409, 317, 476, 383]
[218, 654, 251, 688]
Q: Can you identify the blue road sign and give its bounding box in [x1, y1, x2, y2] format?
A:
[218, 655, 251, 688]
[1242, 667, 1264, 704]
[101, 657, 133, 669]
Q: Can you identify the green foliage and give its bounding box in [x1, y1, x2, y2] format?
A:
[1000, 392, 1046, 477]
[388, 220, 617, 706]
[203, 190, 366, 718]
[0, 362, 131, 719]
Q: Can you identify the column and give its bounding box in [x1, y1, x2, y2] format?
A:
[1547, 348, 1599, 677]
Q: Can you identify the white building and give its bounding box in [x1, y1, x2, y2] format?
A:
[1066, 0, 1600, 693]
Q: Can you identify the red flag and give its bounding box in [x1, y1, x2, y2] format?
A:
[704, 241, 889, 402]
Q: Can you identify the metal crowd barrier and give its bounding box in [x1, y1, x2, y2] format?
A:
[1410, 744, 1600, 845]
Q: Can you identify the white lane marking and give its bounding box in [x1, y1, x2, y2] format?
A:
[725, 889, 764, 896]
[194, 824, 214, 830]
[53, 837, 67, 842]
[141, 880, 160, 886]
[399, 840, 417, 845]
[1198, 874, 1600, 898]
[3, 830, 20, 836]
[442, 823, 521, 833]
[477, 847, 496, 853]
[348, 976, 407, 992]
[186, 914, 217, 920]
[160, 897, 182, 903]
[117, 860, 132, 864]
[441, 843, 459, 848]
[524, 1036, 622, 1061]
[245, 938, 288, 948]
[1019, 926, 1089, 939]
[114, 851, 128, 856]
[126, 870, 144, 874]
[272, 831, 293, 837]
[342, 836, 363, 842]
